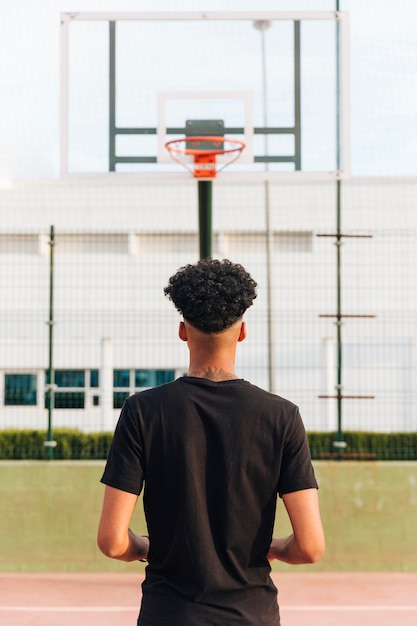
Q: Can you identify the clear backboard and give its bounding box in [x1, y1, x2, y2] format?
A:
[60, 11, 350, 179]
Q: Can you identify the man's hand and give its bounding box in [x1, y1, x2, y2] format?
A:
[267, 488, 325, 565]
[128, 528, 150, 562]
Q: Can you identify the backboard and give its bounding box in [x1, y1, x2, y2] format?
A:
[60, 11, 350, 178]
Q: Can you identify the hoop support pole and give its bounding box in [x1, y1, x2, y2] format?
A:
[198, 181, 212, 259]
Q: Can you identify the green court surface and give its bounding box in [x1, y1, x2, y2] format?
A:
[0, 461, 416, 572]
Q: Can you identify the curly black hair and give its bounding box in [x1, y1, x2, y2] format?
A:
[164, 258, 257, 333]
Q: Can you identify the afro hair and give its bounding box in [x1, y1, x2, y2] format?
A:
[164, 258, 257, 333]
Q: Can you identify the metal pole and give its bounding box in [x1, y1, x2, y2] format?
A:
[335, 182, 344, 449]
[198, 180, 212, 259]
[59, 16, 69, 176]
[334, 2, 346, 455]
[109, 21, 116, 171]
[45, 226, 57, 460]
[264, 181, 276, 393]
[294, 20, 302, 170]
[254, 19, 275, 393]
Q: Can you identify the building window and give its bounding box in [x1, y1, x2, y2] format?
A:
[90, 369, 99, 387]
[114, 369, 130, 388]
[5, 374, 37, 405]
[53, 392, 85, 409]
[45, 369, 86, 409]
[113, 391, 130, 409]
[53, 370, 85, 388]
[135, 370, 175, 387]
[113, 369, 175, 409]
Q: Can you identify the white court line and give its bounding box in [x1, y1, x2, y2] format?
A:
[0, 606, 137, 612]
[283, 605, 417, 612]
[1, 606, 417, 613]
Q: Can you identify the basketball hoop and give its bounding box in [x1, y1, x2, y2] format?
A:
[165, 136, 246, 178]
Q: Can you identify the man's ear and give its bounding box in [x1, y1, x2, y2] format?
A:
[178, 321, 187, 342]
[238, 322, 247, 343]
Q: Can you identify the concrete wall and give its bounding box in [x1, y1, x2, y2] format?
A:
[0, 461, 416, 572]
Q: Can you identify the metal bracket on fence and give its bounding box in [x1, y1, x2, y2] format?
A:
[43, 440, 57, 448]
[319, 314, 376, 318]
[319, 395, 375, 399]
[332, 440, 348, 449]
[44, 384, 58, 392]
[316, 234, 374, 238]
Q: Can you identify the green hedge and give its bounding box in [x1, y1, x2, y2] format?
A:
[0, 429, 112, 460]
[309, 431, 417, 460]
[0, 429, 416, 460]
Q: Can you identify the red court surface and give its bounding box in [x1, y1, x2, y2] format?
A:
[0, 572, 416, 626]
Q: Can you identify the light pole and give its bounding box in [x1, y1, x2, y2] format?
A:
[253, 19, 276, 394]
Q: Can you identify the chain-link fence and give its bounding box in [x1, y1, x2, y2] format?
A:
[1, 177, 416, 458]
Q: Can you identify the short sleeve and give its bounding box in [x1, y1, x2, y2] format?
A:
[277, 407, 318, 498]
[100, 398, 145, 496]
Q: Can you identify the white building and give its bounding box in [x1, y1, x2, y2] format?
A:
[0, 175, 416, 433]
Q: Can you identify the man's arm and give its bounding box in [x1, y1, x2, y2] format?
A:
[97, 485, 149, 562]
[268, 488, 325, 564]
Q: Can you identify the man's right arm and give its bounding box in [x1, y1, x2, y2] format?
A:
[268, 488, 325, 564]
[97, 485, 149, 562]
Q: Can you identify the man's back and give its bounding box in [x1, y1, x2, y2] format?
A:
[102, 377, 317, 626]
[98, 258, 324, 626]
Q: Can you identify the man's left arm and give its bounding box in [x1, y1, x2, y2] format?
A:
[268, 488, 325, 565]
[97, 485, 149, 562]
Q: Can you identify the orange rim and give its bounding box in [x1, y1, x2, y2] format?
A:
[165, 136, 246, 157]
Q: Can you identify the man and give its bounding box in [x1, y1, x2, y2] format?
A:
[97, 258, 325, 626]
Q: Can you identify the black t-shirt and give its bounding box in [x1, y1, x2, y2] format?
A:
[101, 377, 318, 626]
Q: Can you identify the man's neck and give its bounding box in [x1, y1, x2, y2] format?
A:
[187, 365, 238, 382]
[181, 320, 244, 382]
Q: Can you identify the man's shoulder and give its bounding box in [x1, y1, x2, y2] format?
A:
[125, 377, 298, 416]
[127, 378, 182, 403]
[243, 380, 298, 410]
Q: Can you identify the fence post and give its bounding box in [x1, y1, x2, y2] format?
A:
[44, 225, 57, 459]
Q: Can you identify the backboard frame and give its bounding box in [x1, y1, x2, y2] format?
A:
[60, 11, 350, 180]
[157, 92, 254, 164]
